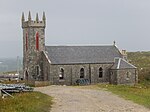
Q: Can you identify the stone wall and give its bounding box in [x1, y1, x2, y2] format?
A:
[22, 18, 45, 82]
[109, 70, 117, 84]
[110, 69, 137, 85]
[35, 81, 50, 87]
[90, 64, 113, 84]
[48, 63, 113, 85]
[117, 69, 137, 85]
[40, 52, 50, 81]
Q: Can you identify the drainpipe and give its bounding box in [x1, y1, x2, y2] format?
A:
[135, 69, 138, 84]
[71, 66, 72, 85]
[89, 64, 91, 84]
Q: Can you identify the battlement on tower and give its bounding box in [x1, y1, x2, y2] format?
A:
[22, 11, 46, 28]
[22, 20, 45, 28]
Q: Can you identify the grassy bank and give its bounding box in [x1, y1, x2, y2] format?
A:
[128, 52, 150, 84]
[0, 92, 53, 112]
[98, 84, 150, 108]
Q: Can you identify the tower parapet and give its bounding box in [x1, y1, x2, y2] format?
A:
[22, 11, 46, 28]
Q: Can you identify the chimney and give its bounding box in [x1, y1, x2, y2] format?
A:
[121, 50, 127, 61]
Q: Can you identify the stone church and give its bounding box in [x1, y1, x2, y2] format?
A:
[22, 12, 137, 86]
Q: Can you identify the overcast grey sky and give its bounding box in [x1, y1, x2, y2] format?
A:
[0, 0, 150, 58]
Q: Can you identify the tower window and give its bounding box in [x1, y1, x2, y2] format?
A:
[36, 32, 39, 50]
[59, 68, 64, 80]
[26, 33, 28, 51]
[99, 67, 103, 78]
[80, 68, 84, 78]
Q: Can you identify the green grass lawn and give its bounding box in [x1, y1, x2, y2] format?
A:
[97, 84, 150, 108]
[0, 92, 53, 112]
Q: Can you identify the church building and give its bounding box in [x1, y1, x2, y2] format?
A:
[22, 12, 137, 86]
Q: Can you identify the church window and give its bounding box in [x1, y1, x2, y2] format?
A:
[99, 67, 103, 78]
[59, 68, 64, 80]
[80, 68, 84, 78]
[36, 66, 40, 76]
[36, 32, 39, 50]
[126, 72, 131, 79]
[26, 33, 28, 51]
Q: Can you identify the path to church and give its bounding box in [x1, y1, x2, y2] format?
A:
[35, 85, 150, 112]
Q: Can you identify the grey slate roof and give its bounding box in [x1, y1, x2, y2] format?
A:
[45, 45, 122, 64]
[111, 58, 136, 69]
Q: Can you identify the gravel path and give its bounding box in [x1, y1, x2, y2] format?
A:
[35, 85, 150, 112]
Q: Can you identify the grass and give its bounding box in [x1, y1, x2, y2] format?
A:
[0, 92, 53, 112]
[97, 84, 150, 108]
[128, 52, 150, 83]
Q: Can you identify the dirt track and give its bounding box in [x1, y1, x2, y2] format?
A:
[35, 85, 150, 112]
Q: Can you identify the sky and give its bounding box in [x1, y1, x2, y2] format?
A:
[0, 0, 150, 58]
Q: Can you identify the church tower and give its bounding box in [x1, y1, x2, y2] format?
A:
[22, 12, 46, 83]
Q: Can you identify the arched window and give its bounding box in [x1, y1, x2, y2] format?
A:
[80, 68, 84, 78]
[36, 32, 39, 50]
[59, 68, 64, 80]
[26, 33, 28, 51]
[99, 67, 103, 78]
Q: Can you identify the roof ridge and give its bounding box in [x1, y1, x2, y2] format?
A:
[45, 45, 114, 47]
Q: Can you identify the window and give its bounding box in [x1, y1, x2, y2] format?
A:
[80, 68, 84, 78]
[36, 32, 39, 50]
[59, 68, 64, 80]
[99, 67, 103, 78]
[126, 72, 130, 78]
[26, 33, 28, 51]
[36, 66, 40, 76]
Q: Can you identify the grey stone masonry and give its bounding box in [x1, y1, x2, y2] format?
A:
[48, 64, 113, 85]
[22, 12, 46, 84]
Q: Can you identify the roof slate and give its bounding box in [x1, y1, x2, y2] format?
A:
[45, 45, 122, 64]
[111, 58, 136, 69]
